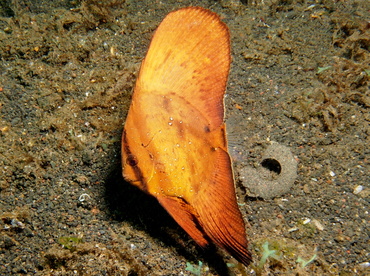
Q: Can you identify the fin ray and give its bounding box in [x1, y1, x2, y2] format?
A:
[157, 196, 209, 247]
[194, 148, 252, 265]
[136, 7, 230, 129]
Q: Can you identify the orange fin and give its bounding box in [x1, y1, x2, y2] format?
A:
[136, 7, 230, 130]
[157, 195, 209, 247]
[194, 147, 252, 266]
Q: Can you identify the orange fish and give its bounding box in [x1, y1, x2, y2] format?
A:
[121, 7, 251, 266]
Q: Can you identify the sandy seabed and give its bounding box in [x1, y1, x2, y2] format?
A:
[1, 0, 369, 275]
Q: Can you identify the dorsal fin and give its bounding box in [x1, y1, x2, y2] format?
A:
[135, 7, 230, 130]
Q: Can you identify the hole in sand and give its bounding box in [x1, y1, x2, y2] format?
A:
[261, 158, 282, 175]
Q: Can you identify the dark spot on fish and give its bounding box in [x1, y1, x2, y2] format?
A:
[126, 154, 138, 167]
[162, 97, 170, 111]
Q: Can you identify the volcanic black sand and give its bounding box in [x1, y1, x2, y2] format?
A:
[1, 0, 369, 275]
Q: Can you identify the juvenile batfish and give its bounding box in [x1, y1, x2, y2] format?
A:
[122, 6, 251, 266]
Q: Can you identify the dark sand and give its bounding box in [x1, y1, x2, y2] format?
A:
[1, 0, 369, 275]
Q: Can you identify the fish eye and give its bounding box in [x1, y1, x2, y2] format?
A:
[126, 154, 138, 167]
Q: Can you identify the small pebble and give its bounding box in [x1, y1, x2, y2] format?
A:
[312, 219, 325, 231]
[353, 185, 363, 195]
[358, 262, 370, 269]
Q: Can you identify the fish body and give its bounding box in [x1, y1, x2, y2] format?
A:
[122, 7, 251, 266]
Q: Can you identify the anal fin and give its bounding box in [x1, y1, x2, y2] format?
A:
[157, 196, 209, 247]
